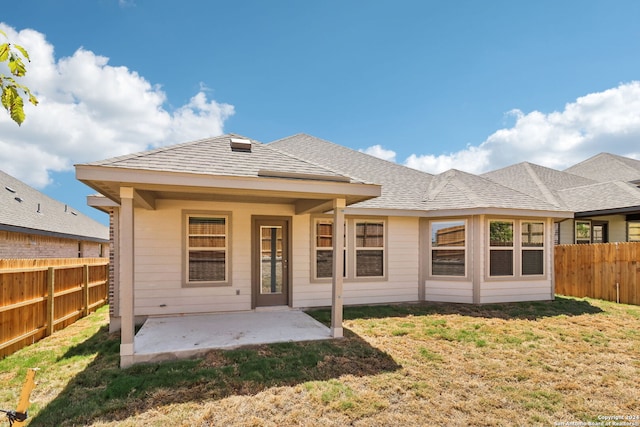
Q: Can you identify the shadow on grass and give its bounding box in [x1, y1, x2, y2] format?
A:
[29, 325, 399, 426]
[307, 295, 604, 324]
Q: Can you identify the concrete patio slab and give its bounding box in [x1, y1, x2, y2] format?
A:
[132, 310, 332, 364]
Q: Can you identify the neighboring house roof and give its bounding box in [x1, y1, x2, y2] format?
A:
[564, 152, 640, 184]
[0, 170, 109, 242]
[483, 159, 640, 216]
[270, 134, 570, 216]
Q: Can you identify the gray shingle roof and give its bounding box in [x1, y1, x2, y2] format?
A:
[269, 134, 433, 210]
[564, 152, 640, 183]
[424, 169, 564, 211]
[1, 170, 108, 241]
[483, 160, 640, 214]
[270, 134, 567, 213]
[86, 134, 357, 182]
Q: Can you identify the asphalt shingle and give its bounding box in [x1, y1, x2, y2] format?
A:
[1, 170, 108, 241]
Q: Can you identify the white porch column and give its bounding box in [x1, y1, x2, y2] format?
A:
[119, 187, 135, 368]
[331, 198, 346, 338]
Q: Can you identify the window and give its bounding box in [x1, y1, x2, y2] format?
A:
[489, 220, 514, 276]
[314, 220, 345, 278]
[521, 221, 544, 275]
[430, 220, 466, 276]
[355, 221, 384, 277]
[575, 220, 591, 244]
[629, 221, 640, 242]
[185, 215, 228, 284]
[312, 218, 385, 280]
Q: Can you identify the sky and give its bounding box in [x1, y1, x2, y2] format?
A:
[2, 0, 640, 226]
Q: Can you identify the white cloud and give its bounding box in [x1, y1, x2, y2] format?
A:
[403, 82, 640, 174]
[0, 24, 234, 188]
[359, 144, 396, 162]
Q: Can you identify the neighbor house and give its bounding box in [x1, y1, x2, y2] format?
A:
[482, 153, 640, 244]
[76, 134, 573, 367]
[0, 169, 109, 258]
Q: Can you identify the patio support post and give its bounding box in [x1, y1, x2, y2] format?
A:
[119, 187, 135, 368]
[331, 197, 346, 338]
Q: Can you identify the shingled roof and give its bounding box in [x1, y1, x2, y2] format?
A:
[271, 134, 569, 215]
[1, 170, 108, 241]
[564, 152, 640, 183]
[86, 133, 358, 183]
[269, 134, 433, 210]
[483, 159, 640, 214]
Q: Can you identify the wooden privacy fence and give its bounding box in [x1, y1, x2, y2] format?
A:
[0, 258, 109, 358]
[555, 242, 640, 305]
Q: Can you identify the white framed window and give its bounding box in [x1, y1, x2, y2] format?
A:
[521, 221, 544, 276]
[355, 221, 385, 277]
[184, 213, 229, 285]
[312, 217, 385, 280]
[430, 220, 466, 277]
[489, 220, 514, 277]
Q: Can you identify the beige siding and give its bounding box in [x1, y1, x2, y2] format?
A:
[293, 216, 420, 308]
[479, 280, 552, 303]
[133, 199, 295, 316]
[478, 218, 555, 303]
[558, 216, 629, 244]
[425, 280, 473, 303]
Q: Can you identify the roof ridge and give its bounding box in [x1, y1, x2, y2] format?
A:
[522, 163, 563, 207]
[263, 144, 360, 183]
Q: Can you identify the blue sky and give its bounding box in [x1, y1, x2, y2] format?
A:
[2, 0, 640, 225]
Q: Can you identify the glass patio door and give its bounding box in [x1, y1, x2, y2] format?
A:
[254, 219, 289, 307]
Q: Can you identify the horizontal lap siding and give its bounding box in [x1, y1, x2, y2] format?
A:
[480, 280, 551, 303]
[293, 216, 420, 308]
[133, 200, 294, 316]
[425, 280, 473, 303]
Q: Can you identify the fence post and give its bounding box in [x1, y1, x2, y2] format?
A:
[46, 267, 55, 336]
[83, 264, 90, 316]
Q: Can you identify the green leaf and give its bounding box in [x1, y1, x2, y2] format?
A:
[13, 44, 30, 61]
[0, 43, 9, 62]
[1, 86, 25, 125]
[10, 93, 25, 125]
[8, 55, 27, 77]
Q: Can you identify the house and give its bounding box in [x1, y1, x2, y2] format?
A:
[0, 169, 109, 258]
[482, 153, 640, 244]
[75, 133, 572, 367]
[564, 153, 640, 243]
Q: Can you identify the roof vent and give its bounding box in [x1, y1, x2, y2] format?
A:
[14, 197, 23, 203]
[230, 138, 252, 152]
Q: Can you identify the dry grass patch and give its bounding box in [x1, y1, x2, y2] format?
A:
[2, 297, 640, 426]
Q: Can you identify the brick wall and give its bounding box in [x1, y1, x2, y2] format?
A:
[0, 230, 107, 259]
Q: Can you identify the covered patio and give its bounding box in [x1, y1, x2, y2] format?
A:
[131, 309, 332, 365]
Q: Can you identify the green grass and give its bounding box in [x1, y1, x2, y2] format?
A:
[1, 296, 639, 426]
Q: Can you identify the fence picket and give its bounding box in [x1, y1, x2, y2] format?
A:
[0, 258, 108, 358]
[555, 242, 640, 306]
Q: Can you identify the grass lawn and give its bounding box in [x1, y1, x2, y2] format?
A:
[1, 296, 639, 426]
